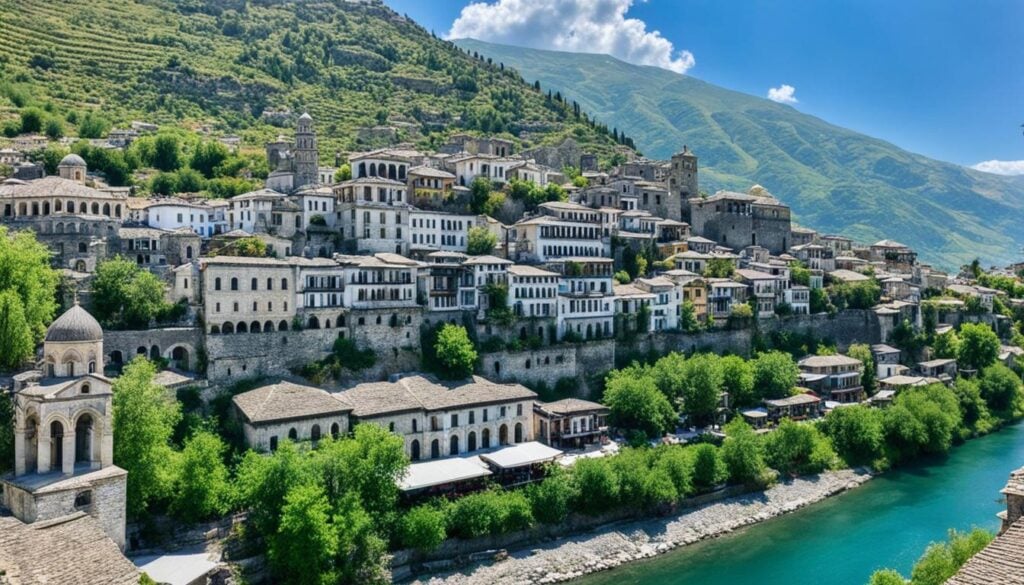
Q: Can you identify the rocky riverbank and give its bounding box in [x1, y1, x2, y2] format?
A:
[408, 468, 873, 585]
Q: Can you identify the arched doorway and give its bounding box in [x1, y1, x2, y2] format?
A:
[411, 439, 421, 461]
[288, 428, 298, 441]
[514, 422, 523, 444]
[75, 414, 95, 466]
[311, 424, 321, 443]
[110, 350, 123, 366]
[449, 435, 460, 456]
[50, 421, 64, 471]
[330, 423, 340, 438]
[482, 428, 491, 449]
[74, 260, 87, 272]
[24, 416, 38, 473]
[468, 431, 477, 452]
[149, 345, 160, 360]
[430, 439, 440, 459]
[307, 315, 320, 329]
[499, 424, 508, 446]
[171, 346, 189, 370]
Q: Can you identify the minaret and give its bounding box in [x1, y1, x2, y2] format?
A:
[294, 112, 319, 190]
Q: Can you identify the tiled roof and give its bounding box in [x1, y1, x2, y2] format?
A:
[798, 354, 862, 368]
[0, 176, 124, 200]
[536, 398, 608, 415]
[508, 265, 558, 277]
[946, 519, 1024, 585]
[335, 375, 537, 418]
[0, 512, 139, 585]
[232, 381, 351, 424]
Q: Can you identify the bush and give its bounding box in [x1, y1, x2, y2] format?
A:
[571, 458, 620, 515]
[763, 419, 837, 475]
[721, 418, 768, 486]
[400, 504, 447, 553]
[691, 443, 727, 490]
[821, 405, 884, 467]
[752, 351, 800, 400]
[433, 324, 477, 379]
[446, 489, 533, 538]
[526, 465, 577, 524]
[977, 363, 1023, 414]
[603, 374, 676, 439]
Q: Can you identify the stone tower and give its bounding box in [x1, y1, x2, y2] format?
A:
[294, 112, 319, 190]
[669, 145, 699, 222]
[57, 153, 87, 182]
[1, 303, 128, 549]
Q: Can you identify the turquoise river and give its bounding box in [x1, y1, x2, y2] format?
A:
[577, 423, 1024, 585]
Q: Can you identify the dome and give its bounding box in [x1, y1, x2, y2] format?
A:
[45, 304, 103, 343]
[58, 154, 87, 168]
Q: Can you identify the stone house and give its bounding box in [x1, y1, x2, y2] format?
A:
[663, 270, 708, 321]
[797, 354, 865, 403]
[409, 209, 483, 253]
[634, 276, 681, 331]
[408, 165, 456, 204]
[869, 239, 917, 270]
[335, 374, 537, 461]
[350, 147, 426, 181]
[736, 268, 782, 318]
[870, 344, 904, 379]
[334, 177, 411, 255]
[706, 278, 749, 321]
[144, 197, 227, 238]
[232, 381, 352, 452]
[552, 257, 616, 340]
[688, 186, 792, 254]
[917, 358, 958, 381]
[508, 264, 560, 320]
[533, 398, 609, 449]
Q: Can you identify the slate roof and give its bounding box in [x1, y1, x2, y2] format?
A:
[0, 176, 122, 200]
[335, 375, 537, 418]
[536, 398, 608, 416]
[232, 381, 351, 424]
[798, 355, 862, 368]
[0, 512, 138, 585]
[946, 519, 1024, 585]
[45, 304, 103, 343]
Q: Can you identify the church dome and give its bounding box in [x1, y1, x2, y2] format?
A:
[45, 304, 103, 343]
[58, 153, 87, 168]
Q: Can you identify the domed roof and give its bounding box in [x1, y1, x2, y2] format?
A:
[58, 153, 87, 168]
[45, 303, 103, 343]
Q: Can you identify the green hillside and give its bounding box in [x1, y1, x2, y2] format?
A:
[457, 39, 1024, 269]
[0, 0, 621, 159]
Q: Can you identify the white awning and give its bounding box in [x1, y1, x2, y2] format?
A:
[399, 457, 492, 491]
[478, 441, 563, 470]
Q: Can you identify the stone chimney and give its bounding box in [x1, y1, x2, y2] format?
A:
[1000, 466, 1024, 534]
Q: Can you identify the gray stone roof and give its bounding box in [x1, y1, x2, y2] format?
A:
[0, 176, 122, 200]
[233, 381, 351, 424]
[946, 519, 1024, 585]
[0, 512, 139, 585]
[44, 304, 103, 343]
[335, 375, 537, 418]
[59, 153, 87, 167]
[536, 398, 608, 416]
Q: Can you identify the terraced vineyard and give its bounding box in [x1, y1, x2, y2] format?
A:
[0, 0, 623, 158]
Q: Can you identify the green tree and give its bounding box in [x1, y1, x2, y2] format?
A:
[721, 418, 767, 486]
[152, 134, 182, 172]
[691, 443, 727, 490]
[400, 504, 447, 553]
[650, 352, 687, 400]
[680, 300, 700, 333]
[753, 351, 800, 400]
[469, 176, 493, 214]
[909, 528, 993, 585]
[977, 363, 1023, 414]
[0, 289, 35, 370]
[334, 164, 352, 182]
[113, 358, 182, 518]
[603, 375, 676, 438]
[234, 441, 314, 536]
[883, 385, 962, 462]
[77, 111, 110, 139]
[821, 405, 884, 466]
[571, 458, 620, 514]
[466, 226, 497, 255]
[19, 108, 44, 133]
[268, 483, 339, 585]
[174, 168, 206, 193]
[44, 117, 64, 140]
[433, 323, 477, 379]
[92, 257, 168, 328]
[231, 236, 268, 257]
[170, 431, 232, 522]
[526, 465, 577, 524]
[952, 377, 991, 432]
[189, 141, 229, 178]
[847, 343, 877, 395]
[720, 355, 755, 408]
[149, 172, 178, 195]
[37, 144, 68, 175]
[0, 227, 59, 341]
[703, 257, 735, 278]
[613, 270, 631, 284]
[764, 419, 836, 475]
[680, 353, 723, 426]
[957, 323, 1000, 371]
[867, 569, 906, 585]
[931, 330, 961, 359]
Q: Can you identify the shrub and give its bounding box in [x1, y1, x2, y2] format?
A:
[763, 419, 837, 475]
[691, 443, 727, 490]
[400, 504, 447, 553]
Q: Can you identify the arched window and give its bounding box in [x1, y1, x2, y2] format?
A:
[468, 431, 477, 452]
[410, 439, 421, 461]
[250, 321, 261, 333]
[78, 242, 87, 253]
[482, 428, 491, 449]
[222, 322, 234, 334]
[514, 422, 523, 444]
[215, 277, 222, 291]
[282, 278, 288, 290]
[430, 439, 440, 459]
[307, 316, 319, 329]
[499, 424, 509, 446]
[311, 425, 321, 443]
[288, 428, 298, 441]
[331, 423, 340, 438]
[251, 277, 258, 291]
[264, 321, 274, 332]
[230, 277, 239, 291]
[236, 322, 248, 333]
[270, 436, 278, 451]
[279, 320, 289, 331]
[450, 435, 459, 456]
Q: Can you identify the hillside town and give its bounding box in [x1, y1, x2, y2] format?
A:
[2, 112, 1024, 585]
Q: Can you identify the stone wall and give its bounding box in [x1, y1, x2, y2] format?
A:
[479, 347, 577, 386]
[103, 327, 203, 371]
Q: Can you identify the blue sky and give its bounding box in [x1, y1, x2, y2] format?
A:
[386, 0, 1024, 173]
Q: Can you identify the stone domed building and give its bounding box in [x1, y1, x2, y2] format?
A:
[1, 304, 127, 549]
[57, 153, 87, 182]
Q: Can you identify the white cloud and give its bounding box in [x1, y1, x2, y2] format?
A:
[447, 0, 695, 74]
[971, 160, 1024, 176]
[767, 84, 798, 104]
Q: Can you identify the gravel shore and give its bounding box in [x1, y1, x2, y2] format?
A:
[409, 468, 873, 585]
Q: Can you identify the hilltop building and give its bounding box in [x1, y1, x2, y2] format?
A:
[265, 113, 321, 194]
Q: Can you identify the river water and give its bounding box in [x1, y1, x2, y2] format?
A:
[577, 423, 1024, 585]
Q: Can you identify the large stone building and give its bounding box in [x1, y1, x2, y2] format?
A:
[688, 186, 792, 255]
[265, 113, 320, 193]
[1, 304, 128, 550]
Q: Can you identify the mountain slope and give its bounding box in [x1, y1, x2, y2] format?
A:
[456, 39, 1024, 269]
[0, 0, 620, 159]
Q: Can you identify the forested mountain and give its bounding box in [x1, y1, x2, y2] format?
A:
[0, 0, 624, 158]
[457, 39, 1024, 269]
